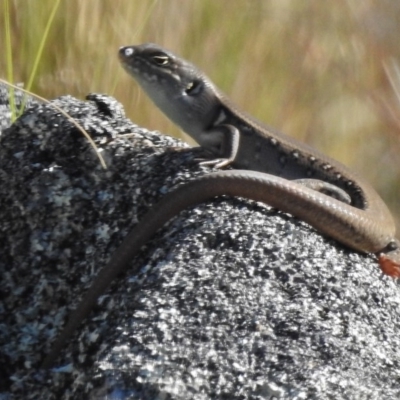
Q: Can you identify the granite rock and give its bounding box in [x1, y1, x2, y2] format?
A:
[1, 86, 400, 399]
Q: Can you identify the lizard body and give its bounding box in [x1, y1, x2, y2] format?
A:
[41, 43, 400, 368]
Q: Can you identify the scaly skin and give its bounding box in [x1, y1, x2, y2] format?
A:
[41, 44, 400, 369]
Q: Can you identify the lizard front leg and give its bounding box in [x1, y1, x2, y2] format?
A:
[197, 124, 240, 169]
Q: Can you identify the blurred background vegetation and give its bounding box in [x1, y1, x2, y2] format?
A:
[1, 0, 399, 229]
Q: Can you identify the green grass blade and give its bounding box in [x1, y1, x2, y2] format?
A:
[16, 0, 61, 118]
[26, 0, 61, 92]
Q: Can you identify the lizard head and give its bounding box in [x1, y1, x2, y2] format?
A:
[118, 43, 220, 139]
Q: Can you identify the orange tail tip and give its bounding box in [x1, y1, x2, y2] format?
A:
[378, 254, 400, 278]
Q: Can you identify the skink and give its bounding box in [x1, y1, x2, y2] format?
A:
[41, 43, 400, 369]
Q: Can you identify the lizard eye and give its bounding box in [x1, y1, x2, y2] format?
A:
[185, 79, 202, 95]
[151, 54, 170, 66]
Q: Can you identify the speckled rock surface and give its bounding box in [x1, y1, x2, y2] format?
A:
[1, 86, 400, 400]
[0, 83, 40, 132]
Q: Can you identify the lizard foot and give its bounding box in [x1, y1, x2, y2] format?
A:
[378, 254, 400, 278]
[197, 157, 233, 169]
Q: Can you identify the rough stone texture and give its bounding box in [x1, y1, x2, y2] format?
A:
[0, 83, 40, 132]
[0, 85, 400, 399]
